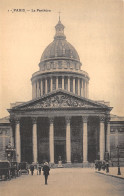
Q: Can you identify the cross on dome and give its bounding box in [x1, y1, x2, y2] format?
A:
[58, 11, 61, 22]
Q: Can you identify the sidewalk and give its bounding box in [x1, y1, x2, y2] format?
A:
[96, 167, 124, 179]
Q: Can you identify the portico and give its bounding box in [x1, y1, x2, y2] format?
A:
[9, 90, 112, 165]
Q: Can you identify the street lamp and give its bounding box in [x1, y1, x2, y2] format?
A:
[117, 146, 121, 175]
[5, 141, 16, 162]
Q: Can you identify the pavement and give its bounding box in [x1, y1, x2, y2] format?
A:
[0, 168, 124, 196]
[96, 167, 124, 179]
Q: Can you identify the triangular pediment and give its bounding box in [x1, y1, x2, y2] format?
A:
[11, 90, 110, 111]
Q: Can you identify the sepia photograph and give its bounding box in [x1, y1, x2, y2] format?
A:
[0, 0, 124, 195]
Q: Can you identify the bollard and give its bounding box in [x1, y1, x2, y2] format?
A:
[117, 164, 121, 175]
[117, 146, 121, 175]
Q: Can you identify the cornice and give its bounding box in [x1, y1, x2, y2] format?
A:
[31, 70, 90, 82]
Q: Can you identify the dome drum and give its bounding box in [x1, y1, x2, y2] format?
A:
[39, 59, 81, 72]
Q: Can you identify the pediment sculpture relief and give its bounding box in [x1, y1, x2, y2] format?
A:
[22, 94, 96, 110]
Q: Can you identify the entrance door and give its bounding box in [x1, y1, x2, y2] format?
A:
[54, 143, 66, 163]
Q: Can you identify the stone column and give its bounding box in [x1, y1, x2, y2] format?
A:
[106, 119, 110, 155]
[83, 80, 85, 97]
[37, 81, 39, 97]
[56, 76, 58, 90]
[45, 78, 48, 94]
[83, 117, 88, 164]
[32, 82, 34, 99]
[100, 117, 105, 160]
[87, 82, 89, 98]
[78, 78, 80, 96]
[9, 119, 14, 146]
[85, 82, 86, 97]
[49, 118, 54, 163]
[10, 126, 14, 146]
[68, 77, 70, 92]
[66, 117, 71, 163]
[50, 77, 53, 92]
[34, 82, 37, 99]
[81, 79, 84, 97]
[41, 79, 43, 96]
[85, 82, 87, 98]
[73, 77, 75, 94]
[62, 76, 64, 90]
[15, 118, 21, 163]
[32, 118, 37, 163]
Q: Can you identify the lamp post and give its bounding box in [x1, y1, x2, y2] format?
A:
[5, 141, 16, 162]
[117, 146, 121, 175]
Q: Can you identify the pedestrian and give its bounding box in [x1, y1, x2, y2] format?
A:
[38, 165, 41, 175]
[95, 160, 98, 170]
[30, 164, 34, 175]
[42, 162, 50, 185]
[106, 161, 109, 173]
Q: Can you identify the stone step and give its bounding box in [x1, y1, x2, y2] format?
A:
[51, 163, 95, 168]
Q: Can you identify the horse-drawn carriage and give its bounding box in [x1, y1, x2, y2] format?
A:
[10, 161, 20, 178]
[19, 162, 29, 175]
[0, 160, 11, 180]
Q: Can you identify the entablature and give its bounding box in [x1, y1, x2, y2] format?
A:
[31, 69, 90, 83]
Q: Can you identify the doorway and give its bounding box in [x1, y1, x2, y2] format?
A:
[54, 142, 66, 163]
[54, 117, 66, 163]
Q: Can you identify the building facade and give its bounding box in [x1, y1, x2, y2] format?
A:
[0, 117, 12, 160]
[0, 19, 124, 166]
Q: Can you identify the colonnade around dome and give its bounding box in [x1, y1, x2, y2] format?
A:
[32, 75, 89, 99]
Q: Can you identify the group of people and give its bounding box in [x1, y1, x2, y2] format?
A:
[30, 162, 50, 185]
[95, 160, 109, 173]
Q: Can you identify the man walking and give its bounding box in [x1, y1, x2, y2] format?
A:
[30, 164, 34, 175]
[42, 162, 50, 185]
[38, 165, 41, 175]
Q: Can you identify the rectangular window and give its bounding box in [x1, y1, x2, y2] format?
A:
[58, 61, 62, 69]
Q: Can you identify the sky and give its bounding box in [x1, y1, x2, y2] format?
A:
[0, 0, 124, 118]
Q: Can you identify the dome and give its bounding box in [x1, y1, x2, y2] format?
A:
[41, 40, 80, 62]
[32, 19, 90, 101]
[40, 20, 80, 62]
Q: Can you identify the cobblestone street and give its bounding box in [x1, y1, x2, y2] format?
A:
[0, 168, 124, 196]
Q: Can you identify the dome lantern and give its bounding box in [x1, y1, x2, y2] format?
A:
[54, 19, 66, 40]
[40, 19, 80, 62]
